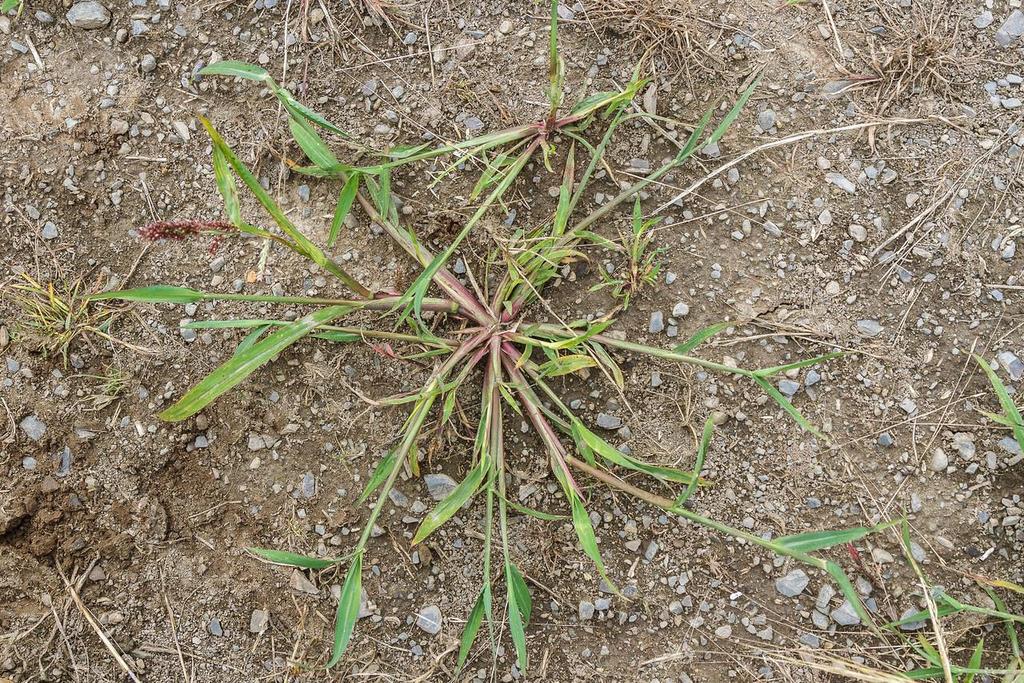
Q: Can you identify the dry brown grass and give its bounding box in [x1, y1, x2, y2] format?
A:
[858, 1, 965, 113]
[582, 0, 724, 77]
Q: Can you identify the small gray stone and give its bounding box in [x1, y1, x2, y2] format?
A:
[141, 53, 157, 73]
[714, 625, 732, 638]
[208, 618, 223, 636]
[415, 605, 442, 635]
[775, 569, 809, 597]
[996, 10, 1024, 46]
[831, 600, 861, 626]
[856, 319, 883, 337]
[649, 311, 664, 334]
[19, 415, 47, 441]
[301, 472, 316, 498]
[878, 432, 894, 447]
[848, 224, 867, 242]
[41, 222, 59, 240]
[826, 172, 857, 194]
[996, 351, 1023, 380]
[929, 448, 948, 472]
[596, 413, 622, 430]
[805, 369, 821, 386]
[643, 540, 658, 561]
[974, 10, 993, 28]
[579, 600, 595, 620]
[672, 302, 689, 318]
[66, 1, 110, 28]
[778, 379, 800, 397]
[247, 433, 265, 451]
[424, 473, 457, 501]
[249, 609, 269, 633]
[757, 109, 776, 131]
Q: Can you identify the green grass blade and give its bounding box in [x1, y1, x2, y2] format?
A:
[571, 419, 698, 484]
[508, 561, 532, 624]
[358, 450, 398, 504]
[326, 554, 362, 668]
[775, 525, 888, 553]
[675, 417, 713, 506]
[501, 496, 567, 521]
[705, 77, 760, 147]
[456, 588, 487, 674]
[825, 560, 877, 632]
[234, 324, 271, 357]
[546, 0, 563, 117]
[568, 492, 616, 592]
[199, 117, 369, 298]
[412, 461, 487, 545]
[248, 547, 341, 569]
[755, 352, 842, 378]
[329, 173, 360, 247]
[288, 116, 341, 172]
[212, 146, 242, 224]
[505, 560, 529, 671]
[964, 638, 985, 683]
[751, 375, 824, 438]
[674, 322, 731, 355]
[200, 60, 270, 81]
[90, 285, 205, 304]
[972, 353, 1024, 452]
[159, 305, 353, 421]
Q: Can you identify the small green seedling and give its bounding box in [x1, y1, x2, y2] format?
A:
[590, 197, 664, 311]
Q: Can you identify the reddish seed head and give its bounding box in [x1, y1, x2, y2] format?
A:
[138, 219, 237, 241]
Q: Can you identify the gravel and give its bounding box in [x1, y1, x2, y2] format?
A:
[596, 413, 622, 430]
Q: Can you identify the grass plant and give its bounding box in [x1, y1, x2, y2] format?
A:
[95, 1, 908, 673]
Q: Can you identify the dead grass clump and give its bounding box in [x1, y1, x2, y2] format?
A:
[583, 0, 723, 76]
[860, 1, 964, 112]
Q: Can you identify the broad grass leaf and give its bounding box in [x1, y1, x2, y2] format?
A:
[775, 526, 880, 553]
[456, 589, 487, 674]
[972, 353, 1024, 452]
[329, 173, 360, 247]
[412, 461, 486, 544]
[289, 116, 340, 172]
[326, 554, 362, 668]
[674, 322, 731, 355]
[91, 285, 204, 304]
[358, 450, 398, 504]
[159, 305, 352, 421]
[752, 375, 824, 438]
[200, 60, 269, 81]
[248, 547, 340, 569]
[569, 493, 616, 593]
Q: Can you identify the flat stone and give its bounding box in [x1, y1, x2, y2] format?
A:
[249, 609, 269, 633]
[424, 473, 457, 501]
[672, 302, 689, 317]
[826, 172, 856, 194]
[596, 413, 622, 430]
[996, 10, 1024, 46]
[831, 600, 861, 626]
[289, 570, 318, 595]
[775, 569, 809, 597]
[974, 10, 993, 28]
[19, 415, 47, 441]
[649, 311, 664, 334]
[856, 319, 883, 337]
[415, 605, 442, 635]
[66, 1, 110, 29]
